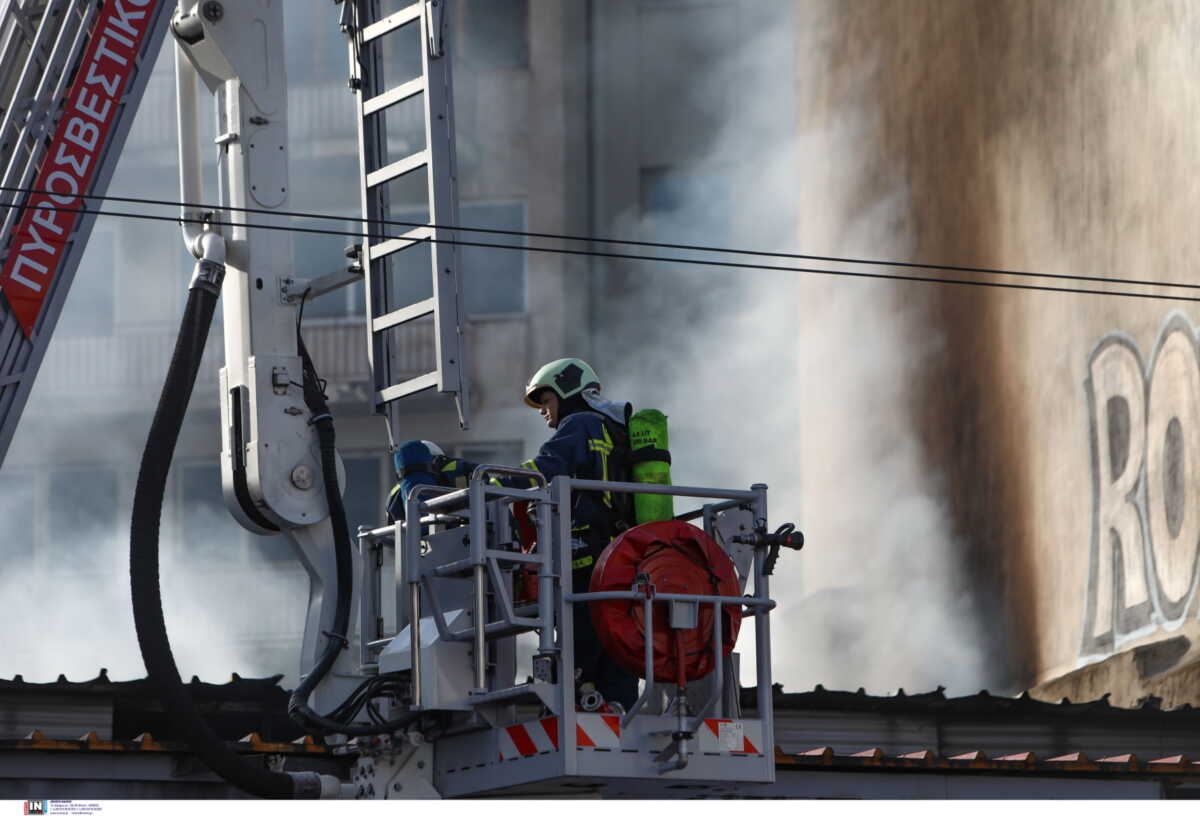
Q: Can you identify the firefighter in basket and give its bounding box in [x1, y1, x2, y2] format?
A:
[389, 358, 642, 713]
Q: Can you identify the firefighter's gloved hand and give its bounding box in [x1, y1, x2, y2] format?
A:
[389, 440, 441, 520]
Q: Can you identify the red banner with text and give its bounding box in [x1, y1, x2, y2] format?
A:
[0, 0, 158, 338]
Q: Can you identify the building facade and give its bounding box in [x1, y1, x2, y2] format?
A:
[7, 0, 1200, 711]
[0, 0, 591, 685]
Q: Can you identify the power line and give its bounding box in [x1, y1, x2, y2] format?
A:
[3, 183, 1199, 295]
[1, 202, 1197, 305]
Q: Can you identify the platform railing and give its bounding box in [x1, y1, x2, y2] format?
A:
[554, 477, 773, 772]
[356, 469, 776, 770]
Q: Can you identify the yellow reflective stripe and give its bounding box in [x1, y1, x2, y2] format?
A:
[572, 554, 595, 570]
[388, 484, 401, 498]
[441, 461, 458, 472]
[594, 426, 613, 506]
[520, 459, 541, 488]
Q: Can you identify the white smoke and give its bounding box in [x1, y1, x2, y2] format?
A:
[0, 0, 995, 703]
[599, 1, 991, 695]
[0, 22, 337, 690]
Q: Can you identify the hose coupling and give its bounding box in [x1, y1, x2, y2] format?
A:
[189, 258, 225, 295]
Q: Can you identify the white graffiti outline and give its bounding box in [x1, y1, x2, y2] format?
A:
[1082, 311, 1200, 661]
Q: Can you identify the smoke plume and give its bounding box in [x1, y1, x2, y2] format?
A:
[594, 0, 992, 694]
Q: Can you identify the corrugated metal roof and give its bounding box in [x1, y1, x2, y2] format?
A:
[0, 669, 303, 743]
[748, 683, 1197, 719]
[776, 745, 1200, 776]
[7, 672, 1200, 785]
[1, 729, 327, 755]
[749, 683, 1200, 762]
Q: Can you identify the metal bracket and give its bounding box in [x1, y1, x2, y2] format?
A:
[425, 0, 446, 58]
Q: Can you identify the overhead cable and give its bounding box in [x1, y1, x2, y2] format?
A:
[2, 183, 1199, 295]
[0, 201, 1197, 304]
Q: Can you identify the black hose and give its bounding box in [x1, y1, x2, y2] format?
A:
[287, 334, 421, 736]
[130, 280, 310, 797]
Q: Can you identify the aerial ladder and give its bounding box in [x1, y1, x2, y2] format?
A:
[0, 0, 803, 799]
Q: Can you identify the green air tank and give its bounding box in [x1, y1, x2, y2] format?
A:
[629, 408, 673, 523]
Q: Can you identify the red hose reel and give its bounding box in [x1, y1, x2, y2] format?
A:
[589, 520, 742, 685]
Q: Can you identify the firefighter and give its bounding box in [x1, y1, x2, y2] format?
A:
[387, 358, 639, 711]
[517, 357, 639, 712]
[385, 439, 470, 521]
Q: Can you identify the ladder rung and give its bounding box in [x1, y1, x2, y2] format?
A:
[377, 371, 439, 404]
[373, 298, 434, 333]
[361, 2, 422, 44]
[363, 76, 425, 116]
[368, 226, 432, 261]
[366, 149, 428, 189]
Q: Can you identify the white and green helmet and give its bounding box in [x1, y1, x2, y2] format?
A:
[523, 358, 601, 408]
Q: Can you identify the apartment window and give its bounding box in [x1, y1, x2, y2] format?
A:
[47, 468, 117, 572]
[179, 463, 254, 564]
[640, 166, 732, 246]
[461, 0, 529, 69]
[460, 201, 526, 315]
[60, 231, 115, 336]
[0, 473, 34, 568]
[284, 10, 345, 87]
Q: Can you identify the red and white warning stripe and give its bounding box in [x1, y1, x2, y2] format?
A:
[697, 719, 762, 755]
[499, 717, 560, 760]
[497, 714, 623, 760]
[574, 713, 621, 749]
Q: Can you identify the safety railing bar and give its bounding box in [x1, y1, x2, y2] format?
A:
[567, 478, 759, 502]
[713, 599, 724, 719]
[469, 479, 488, 690]
[554, 477, 577, 767]
[566, 590, 775, 609]
[486, 557, 519, 626]
[421, 487, 470, 511]
[442, 617, 543, 642]
[421, 513, 470, 524]
[535, 491, 556, 657]
[357, 531, 381, 668]
[675, 499, 745, 523]
[358, 524, 393, 540]
[471, 464, 547, 486]
[434, 549, 541, 577]
[430, 557, 471, 577]
[687, 600, 723, 729]
[358, 512, 465, 542]
[486, 548, 541, 564]
[621, 591, 656, 728]
[481, 484, 551, 503]
[419, 574, 453, 641]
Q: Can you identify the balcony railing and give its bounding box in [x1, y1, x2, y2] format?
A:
[35, 319, 436, 400]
